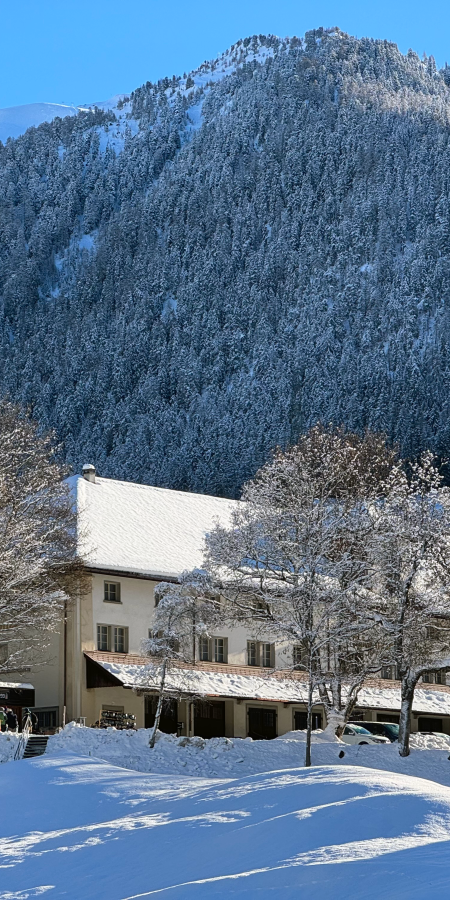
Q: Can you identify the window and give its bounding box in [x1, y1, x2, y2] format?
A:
[113, 626, 127, 653]
[198, 637, 227, 663]
[213, 638, 226, 663]
[199, 636, 210, 661]
[104, 581, 121, 603]
[422, 671, 446, 685]
[97, 624, 109, 651]
[97, 625, 128, 653]
[247, 641, 273, 667]
[261, 643, 273, 668]
[293, 645, 307, 669]
[381, 665, 397, 680]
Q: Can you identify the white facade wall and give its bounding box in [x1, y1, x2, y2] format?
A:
[89, 572, 290, 667]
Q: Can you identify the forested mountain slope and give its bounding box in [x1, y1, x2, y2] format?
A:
[1, 28, 450, 496]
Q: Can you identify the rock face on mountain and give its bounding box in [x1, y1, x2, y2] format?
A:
[1, 29, 450, 496]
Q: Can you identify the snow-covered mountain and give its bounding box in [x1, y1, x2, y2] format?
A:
[0, 101, 81, 142]
[1, 30, 450, 495]
[0, 36, 277, 144]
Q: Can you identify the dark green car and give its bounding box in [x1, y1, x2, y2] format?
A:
[349, 721, 399, 742]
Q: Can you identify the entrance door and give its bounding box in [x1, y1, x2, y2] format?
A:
[294, 711, 322, 731]
[248, 707, 277, 740]
[194, 701, 226, 739]
[145, 696, 178, 734]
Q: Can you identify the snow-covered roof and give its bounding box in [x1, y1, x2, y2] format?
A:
[0, 682, 34, 690]
[357, 684, 450, 717]
[87, 655, 450, 716]
[71, 474, 239, 579]
[92, 656, 311, 702]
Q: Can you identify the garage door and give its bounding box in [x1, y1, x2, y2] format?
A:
[194, 701, 226, 739]
[294, 711, 322, 731]
[418, 717, 443, 733]
[145, 696, 178, 734]
[248, 707, 277, 740]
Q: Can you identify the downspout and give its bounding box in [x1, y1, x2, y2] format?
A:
[63, 599, 67, 728]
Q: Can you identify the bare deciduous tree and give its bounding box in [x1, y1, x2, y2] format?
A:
[372, 452, 450, 757]
[142, 571, 221, 748]
[0, 400, 85, 674]
[204, 426, 396, 765]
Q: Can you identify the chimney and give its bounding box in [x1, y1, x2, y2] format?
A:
[82, 464, 96, 484]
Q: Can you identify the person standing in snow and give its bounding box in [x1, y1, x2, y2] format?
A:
[6, 708, 17, 732]
[0, 707, 6, 732]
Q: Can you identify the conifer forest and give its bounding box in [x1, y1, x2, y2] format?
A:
[1, 29, 450, 496]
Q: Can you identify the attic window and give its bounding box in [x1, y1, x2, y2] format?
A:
[104, 581, 121, 603]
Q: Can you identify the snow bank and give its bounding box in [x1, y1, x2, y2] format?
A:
[47, 723, 450, 787]
[3, 753, 450, 898]
[0, 731, 21, 763]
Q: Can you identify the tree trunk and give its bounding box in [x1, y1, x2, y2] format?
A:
[305, 675, 314, 767]
[149, 658, 167, 749]
[398, 675, 416, 757]
[322, 709, 345, 739]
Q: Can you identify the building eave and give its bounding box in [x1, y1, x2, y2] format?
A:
[84, 566, 180, 583]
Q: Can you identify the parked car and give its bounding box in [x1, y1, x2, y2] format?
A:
[350, 721, 399, 743]
[341, 724, 391, 745]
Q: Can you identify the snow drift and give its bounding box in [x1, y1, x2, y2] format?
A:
[3, 753, 450, 898]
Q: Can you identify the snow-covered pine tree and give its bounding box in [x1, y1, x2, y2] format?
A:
[3, 33, 450, 493]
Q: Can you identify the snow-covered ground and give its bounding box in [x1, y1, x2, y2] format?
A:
[43, 723, 450, 787]
[3, 752, 450, 898]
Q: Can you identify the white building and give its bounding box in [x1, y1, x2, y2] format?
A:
[10, 465, 450, 737]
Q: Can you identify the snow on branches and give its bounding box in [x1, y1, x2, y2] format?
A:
[205, 426, 396, 764]
[0, 400, 85, 674]
[203, 427, 450, 762]
[141, 570, 221, 747]
[372, 451, 450, 755]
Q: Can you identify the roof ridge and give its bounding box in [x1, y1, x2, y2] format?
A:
[86, 476, 241, 505]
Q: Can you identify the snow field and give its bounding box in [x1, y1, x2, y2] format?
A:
[3, 753, 450, 898]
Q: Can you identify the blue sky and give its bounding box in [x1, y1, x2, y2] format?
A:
[1, 0, 449, 108]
